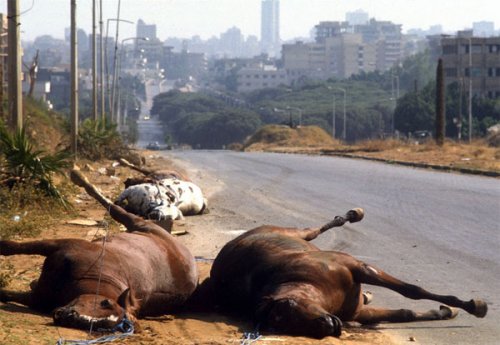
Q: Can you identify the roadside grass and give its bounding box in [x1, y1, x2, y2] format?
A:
[349, 139, 500, 172]
[244, 124, 339, 150]
[243, 125, 499, 173]
[0, 182, 75, 240]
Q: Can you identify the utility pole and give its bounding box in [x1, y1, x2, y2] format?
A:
[468, 37, 472, 143]
[110, 0, 122, 123]
[7, 0, 22, 130]
[99, 0, 105, 122]
[70, 0, 79, 155]
[332, 94, 336, 139]
[92, 0, 97, 121]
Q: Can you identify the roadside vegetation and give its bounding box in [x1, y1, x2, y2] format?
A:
[0, 100, 134, 242]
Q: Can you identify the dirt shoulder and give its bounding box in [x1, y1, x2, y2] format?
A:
[0, 151, 402, 345]
[245, 137, 500, 177]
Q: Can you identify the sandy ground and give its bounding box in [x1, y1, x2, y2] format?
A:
[0, 153, 400, 345]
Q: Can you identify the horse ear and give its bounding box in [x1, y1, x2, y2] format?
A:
[117, 288, 137, 310]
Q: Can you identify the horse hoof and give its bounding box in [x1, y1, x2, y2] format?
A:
[471, 299, 488, 318]
[362, 291, 373, 305]
[439, 305, 458, 319]
[347, 208, 364, 223]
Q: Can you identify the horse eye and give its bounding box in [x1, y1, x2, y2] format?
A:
[100, 299, 112, 308]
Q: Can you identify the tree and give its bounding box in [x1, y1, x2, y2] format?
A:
[394, 91, 434, 135]
[435, 59, 445, 145]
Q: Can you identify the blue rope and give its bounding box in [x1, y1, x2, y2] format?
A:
[56, 315, 134, 345]
[240, 330, 261, 345]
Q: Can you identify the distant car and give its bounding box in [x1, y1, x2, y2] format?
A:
[146, 142, 160, 150]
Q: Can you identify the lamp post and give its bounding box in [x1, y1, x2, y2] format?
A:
[113, 36, 149, 128]
[327, 86, 346, 140]
[391, 74, 400, 134]
[105, 18, 133, 118]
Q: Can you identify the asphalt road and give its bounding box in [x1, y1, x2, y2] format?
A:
[165, 150, 500, 345]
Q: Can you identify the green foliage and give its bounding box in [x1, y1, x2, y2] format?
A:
[0, 124, 71, 205]
[174, 110, 262, 149]
[153, 91, 261, 148]
[394, 91, 434, 134]
[77, 118, 127, 160]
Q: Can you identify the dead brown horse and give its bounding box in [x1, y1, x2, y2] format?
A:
[209, 208, 487, 338]
[0, 170, 198, 331]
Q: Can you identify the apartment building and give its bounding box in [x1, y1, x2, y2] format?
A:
[441, 30, 500, 99]
[282, 19, 402, 82]
[237, 64, 288, 93]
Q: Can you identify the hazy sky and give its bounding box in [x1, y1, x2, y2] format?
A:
[2, 0, 499, 42]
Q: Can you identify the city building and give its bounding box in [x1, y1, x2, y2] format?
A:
[346, 9, 369, 26]
[353, 19, 403, 71]
[237, 63, 288, 93]
[473, 21, 496, 37]
[136, 19, 157, 40]
[136, 19, 162, 67]
[282, 18, 402, 81]
[261, 0, 280, 56]
[441, 30, 500, 99]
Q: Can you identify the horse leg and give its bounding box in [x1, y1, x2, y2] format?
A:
[352, 262, 487, 319]
[0, 289, 32, 307]
[71, 170, 146, 229]
[0, 239, 70, 257]
[355, 305, 458, 324]
[252, 208, 364, 241]
[71, 169, 173, 235]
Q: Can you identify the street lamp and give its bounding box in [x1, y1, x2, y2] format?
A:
[328, 86, 346, 140]
[390, 74, 400, 134]
[112, 36, 149, 124]
[105, 18, 133, 117]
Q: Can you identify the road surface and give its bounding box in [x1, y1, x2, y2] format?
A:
[164, 150, 500, 345]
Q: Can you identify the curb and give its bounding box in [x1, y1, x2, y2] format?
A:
[320, 151, 500, 178]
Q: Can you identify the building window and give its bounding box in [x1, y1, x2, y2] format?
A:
[471, 44, 482, 53]
[488, 45, 498, 53]
[254, 74, 260, 78]
[471, 67, 482, 77]
[443, 45, 457, 54]
[445, 68, 457, 77]
[496, 68, 500, 77]
[263, 75, 268, 79]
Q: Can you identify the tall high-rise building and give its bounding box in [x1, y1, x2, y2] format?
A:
[261, 0, 280, 56]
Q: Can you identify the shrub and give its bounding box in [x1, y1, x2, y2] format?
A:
[0, 125, 71, 206]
